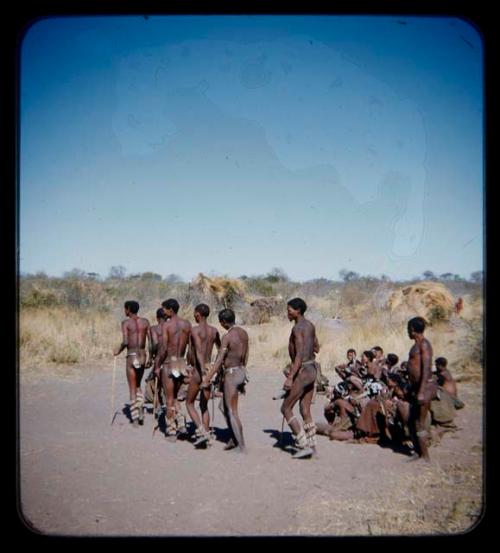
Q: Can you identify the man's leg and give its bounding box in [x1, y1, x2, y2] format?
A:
[315, 420, 355, 441]
[135, 368, 145, 425]
[161, 370, 177, 439]
[186, 370, 210, 445]
[280, 373, 312, 457]
[200, 386, 211, 434]
[299, 372, 317, 456]
[223, 372, 246, 452]
[173, 378, 188, 435]
[126, 359, 141, 427]
[415, 401, 432, 461]
[315, 421, 334, 437]
[329, 430, 355, 441]
[186, 370, 203, 429]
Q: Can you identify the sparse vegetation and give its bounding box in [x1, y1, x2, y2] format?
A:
[19, 268, 484, 536]
[19, 269, 483, 385]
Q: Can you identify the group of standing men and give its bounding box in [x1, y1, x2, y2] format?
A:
[114, 297, 443, 461]
[114, 299, 249, 451]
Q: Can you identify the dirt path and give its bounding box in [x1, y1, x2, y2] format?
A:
[19, 365, 483, 536]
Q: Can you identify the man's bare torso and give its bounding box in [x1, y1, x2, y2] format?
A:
[192, 323, 219, 369]
[408, 338, 433, 386]
[288, 319, 316, 364]
[224, 327, 249, 369]
[161, 316, 192, 359]
[124, 317, 149, 350]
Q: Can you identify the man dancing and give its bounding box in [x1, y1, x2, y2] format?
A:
[113, 300, 153, 426]
[186, 303, 221, 447]
[280, 298, 320, 459]
[154, 299, 192, 441]
[202, 309, 249, 453]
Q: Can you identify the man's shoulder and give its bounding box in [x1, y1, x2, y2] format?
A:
[238, 326, 249, 338]
[422, 337, 433, 349]
[294, 319, 314, 332]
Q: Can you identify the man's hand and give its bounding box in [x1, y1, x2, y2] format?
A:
[283, 376, 294, 391]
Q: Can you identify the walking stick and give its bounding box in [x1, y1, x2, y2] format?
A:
[152, 375, 159, 438]
[210, 382, 215, 437]
[110, 355, 117, 425]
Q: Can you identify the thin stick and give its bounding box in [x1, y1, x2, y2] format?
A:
[152, 376, 159, 438]
[211, 382, 215, 437]
[110, 356, 117, 425]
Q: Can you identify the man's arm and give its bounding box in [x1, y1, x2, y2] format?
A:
[243, 333, 249, 367]
[203, 333, 229, 386]
[114, 321, 128, 356]
[215, 330, 222, 351]
[154, 323, 169, 376]
[150, 327, 159, 356]
[145, 321, 153, 368]
[313, 334, 320, 354]
[186, 334, 196, 366]
[418, 341, 433, 402]
[284, 327, 304, 389]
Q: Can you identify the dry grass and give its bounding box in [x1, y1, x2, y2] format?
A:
[19, 282, 483, 386]
[289, 455, 483, 536]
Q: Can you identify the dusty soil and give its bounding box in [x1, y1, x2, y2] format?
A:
[19, 364, 484, 537]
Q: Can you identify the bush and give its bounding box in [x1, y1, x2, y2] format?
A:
[48, 342, 80, 364]
[20, 286, 61, 308]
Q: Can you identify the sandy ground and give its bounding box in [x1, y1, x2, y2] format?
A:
[19, 364, 483, 537]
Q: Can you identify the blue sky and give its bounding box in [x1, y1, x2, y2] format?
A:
[20, 15, 483, 281]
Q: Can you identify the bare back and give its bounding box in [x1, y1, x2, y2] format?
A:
[223, 327, 249, 369]
[150, 324, 162, 346]
[437, 369, 458, 398]
[161, 315, 192, 358]
[122, 316, 150, 350]
[192, 323, 220, 369]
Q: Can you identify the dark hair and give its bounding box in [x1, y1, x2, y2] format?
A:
[372, 346, 383, 354]
[287, 297, 307, 314]
[218, 308, 236, 324]
[387, 353, 399, 367]
[387, 372, 408, 392]
[124, 300, 139, 314]
[156, 308, 166, 319]
[195, 303, 210, 318]
[408, 317, 426, 334]
[162, 298, 180, 314]
[347, 348, 356, 355]
[435, 357, 448, 368]
[363, 350, 375, 362]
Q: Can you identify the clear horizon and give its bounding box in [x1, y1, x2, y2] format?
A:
[20, 15, 484, 282]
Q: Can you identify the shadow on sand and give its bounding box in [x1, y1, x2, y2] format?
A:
[263, 428, 297, 456]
